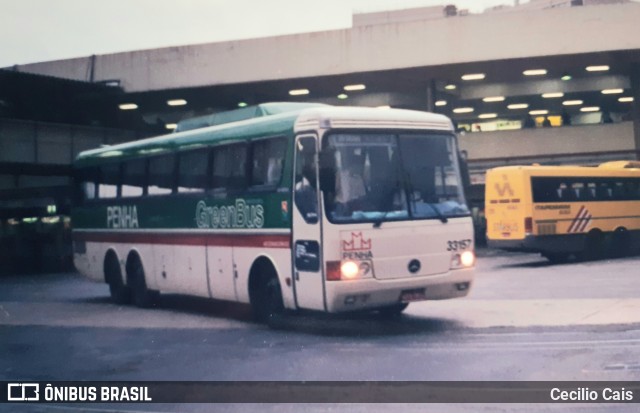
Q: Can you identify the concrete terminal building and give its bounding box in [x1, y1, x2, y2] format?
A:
[1, 0, 640, 271]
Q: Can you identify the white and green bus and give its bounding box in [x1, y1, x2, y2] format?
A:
[72, 103, 475, 322]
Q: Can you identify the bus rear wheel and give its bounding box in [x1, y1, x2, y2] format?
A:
[610, 228, 631, 258]
[126, 254, 158, 308]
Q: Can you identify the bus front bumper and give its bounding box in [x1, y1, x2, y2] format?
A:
[324, 268, 474, 313]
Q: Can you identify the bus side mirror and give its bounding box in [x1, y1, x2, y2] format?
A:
[318, 150, 336, 193]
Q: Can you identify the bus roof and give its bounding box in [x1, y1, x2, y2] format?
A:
[488, 161, 640, 176]
[74, 104, 454, 167]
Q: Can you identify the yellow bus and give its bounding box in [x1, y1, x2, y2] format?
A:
[485, 161, 640, 262]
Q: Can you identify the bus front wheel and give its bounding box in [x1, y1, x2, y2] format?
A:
[376, 303, 409, 318]
[249, 264, 284, 325]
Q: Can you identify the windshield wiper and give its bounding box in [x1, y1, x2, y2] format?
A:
[424, 202, 448, 224]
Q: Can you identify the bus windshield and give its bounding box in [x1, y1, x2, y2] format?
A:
[323, 132, 469, 224]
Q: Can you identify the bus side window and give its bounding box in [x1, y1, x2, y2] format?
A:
[122, 159, 146, 198]
[77, 167, 98, 202]
[148, 154, 176, 195]
[596, 182, 611, 200]
[178, 150, 209, 193]
[98, 163, 120, 199]
[251, 138, 286, 188]
[586, 182, 597, 200]
[612, 181, 625, 200]
[212, 144, 248, 193]
[571, 182, 585, 201]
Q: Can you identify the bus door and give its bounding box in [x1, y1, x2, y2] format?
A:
[291, 135, 325, 310]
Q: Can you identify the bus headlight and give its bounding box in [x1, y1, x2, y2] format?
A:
[326, 260, 374, 281]
[340, 261, 359, 279]
[451, 250, 475, 269]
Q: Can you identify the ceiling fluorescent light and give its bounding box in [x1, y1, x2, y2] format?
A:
[562, 100, 583, 106]
[529, 110, 549, 115]
[118, 103, 138, 110]
[461, 73, 485, 81]
[601, 89, 623, 94]
[523, 69, 547, 76]
[507, 103, 529, 109]
[289, 89, 310, 96]
[453, 107, 474, 113]
[479, 113, 497, 119]
[167, 99, 187, 106]
[542, 93, 564, 98]
[344, 84, 366, 91]
[581, 106, 600, 112]
[435, 100, 447, 106]
[618, 97, 634, 103]
[483, 96, 504, 102]
[586, 65, 609, 72]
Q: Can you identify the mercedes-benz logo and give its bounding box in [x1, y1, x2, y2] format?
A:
[408, 259, 421, 274]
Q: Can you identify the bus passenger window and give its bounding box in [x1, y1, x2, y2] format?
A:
[98, 163, 120, 199]
[78, 167, 98, 201]
[212, 144, 248, 192]
[596, 182, 612, 200]
[251, 138, 286, 188]
[178, 150, 208, 193]
[122, 159, 146, 197]
[148, 154, 175, 195]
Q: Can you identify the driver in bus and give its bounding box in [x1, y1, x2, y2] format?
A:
[334, 152, 367, 215]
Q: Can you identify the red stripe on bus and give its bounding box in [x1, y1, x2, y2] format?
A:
[72, 231, 291, 248]
[568, 206, 586, 233]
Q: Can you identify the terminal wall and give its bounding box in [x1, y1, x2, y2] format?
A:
[459, 121, 634, 160]
[14, 3, 640, 92]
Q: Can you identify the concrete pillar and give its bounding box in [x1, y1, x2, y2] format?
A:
[630, 63, 640, 160]
[426, 79, 436, 113]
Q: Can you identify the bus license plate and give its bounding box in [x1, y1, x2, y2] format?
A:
[400, 288, 426, 302]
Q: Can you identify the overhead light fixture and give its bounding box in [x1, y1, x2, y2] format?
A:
[165, 123, 177, 130]
[118, 103, 138, 110]
[461, 73, 485, 81]
[601, 89, 623, 94]
[542, 92, 564, 98]
[619, 97, 634, 103]
[344, 84, 366, 91]
[529, 110, 549, 115]
[478, 113, 497, 119]
[507, 103, 529, 110]
[337, 94, 348, 100]
[523, 69, 547, 76]
[561, 75, 572, 81]
[238, 102, 248, 107]
[444, 84, 457, 90]
[289, 89, 310, 96]
[586, 65, 609, 72]
[435, 100, 447, 106]
[167, 99, 187, 106]
[453, 107, 474, 113]
[581, 106, 600, 112]
[483, 96, 505, 102]
[376, 105, 391, 109]
[563, 100, 583, 106]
